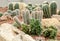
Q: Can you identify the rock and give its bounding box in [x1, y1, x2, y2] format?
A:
[22, 34, 35, 41]
[0, 23, 25, 41]
[42, 18, 60, 30]
[52, 15, 60, 21]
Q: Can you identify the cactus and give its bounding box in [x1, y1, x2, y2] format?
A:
[14, 3, 19, 10]
[50, 1, 57, 15]
[31, 7, 43, 22]
[22, 9, 30, 24]
[0, 12, 3, 17]
[9, 3, 13, 11]
[42, 4, 51, 18]
[43, 1, 49, 5]
[58, 10, 60, 15]
[13, 16, 22, 27]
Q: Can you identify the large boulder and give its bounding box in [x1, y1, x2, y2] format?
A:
[0, 23, 35, 41]
[52, 15, 60, 21]
[42, 18, 60, 30]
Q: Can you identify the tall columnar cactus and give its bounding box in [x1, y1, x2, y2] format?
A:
[9, 3, 13, 11]
[14, 3, 19, 10]
[22, 9, 30, 24]
[31, 7, 43, 22]
[13, 16, 22, 27]
[50, 1, 57, 15]
[42, 4, 51, 18]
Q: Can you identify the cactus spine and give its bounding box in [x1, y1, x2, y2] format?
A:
[42, 4, 51, 18]
[22, 9, 30, 24]
[43, 1, 49, 5]
[9, 3, 13, 11]
[14, 3, 19, 10]
[50, 1, 57, 15]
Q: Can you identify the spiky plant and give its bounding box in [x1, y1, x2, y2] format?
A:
[50, 1, 57, 15]
[9, 3, 13, 11]
[22, 9, 30, 24]
[31, 7, 43, 22]
[0, 12, 3, 17]
[42, 4, 51, 18]
[14, 3, 19, 10]
[43, 1, 49, 5]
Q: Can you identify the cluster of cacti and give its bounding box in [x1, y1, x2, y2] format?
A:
[42, 4, 51, 18]
[9, 3, 13, 11]
[26, 3, 36, 13]
[31, 7, 43, 22]
[22, 9, 30, 24]
[9, 3, 20, 10]
[50, 1, 57, 15]
[14, 3, 19, 10]
[7, 9, 20, 17]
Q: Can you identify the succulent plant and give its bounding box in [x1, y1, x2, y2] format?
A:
[43, 1, 49, 5]
[31, 7, 43, 22]
[9, 3, 13, 11]
[0, 12, 3, 17]
[30, 19, 42, 35]
[22, 9, 30, 24]
[42, 4, 51, 18]
[50, 1, 57, 15]
[43, 26, 57, 39]
[14, 3, 19, 10]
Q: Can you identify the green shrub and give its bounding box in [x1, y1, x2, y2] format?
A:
[43, 26, 57, 39]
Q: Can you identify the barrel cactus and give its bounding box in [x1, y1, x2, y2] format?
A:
[50, 1, 57, 15]
[14, 3, 19, 10]
[22, 9, 30, 24]
[9, 3, 13, 11]
[42, 4, 51, 18]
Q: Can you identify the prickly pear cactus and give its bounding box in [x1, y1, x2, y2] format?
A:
[9, 3, 13, 11]
[22, 9, 30, 24]
[42, 4, 51, 18]
[31, 7, 43, 22]
[50, 1, 57, 15]
[14, 3, 19, 10]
